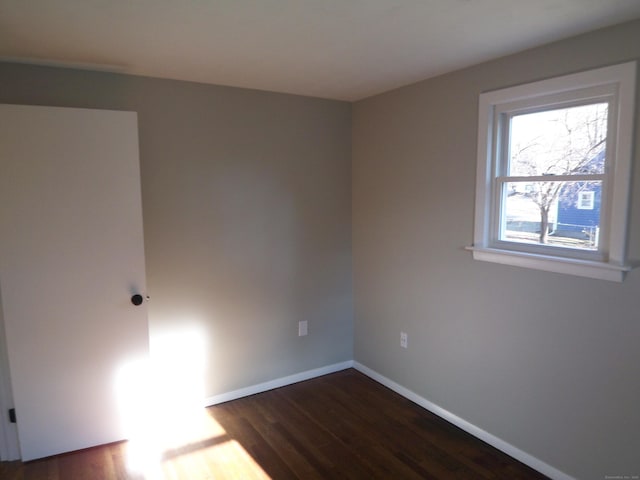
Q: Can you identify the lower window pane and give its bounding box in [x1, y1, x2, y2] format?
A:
[502, 181, 602, 251]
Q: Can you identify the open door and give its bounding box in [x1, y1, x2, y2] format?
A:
[0, 104, 149, 461]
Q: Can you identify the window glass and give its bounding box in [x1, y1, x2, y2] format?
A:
[498, 102, 609, 254]
[502, 180, 601, 251]
[508, 103, 608, 177]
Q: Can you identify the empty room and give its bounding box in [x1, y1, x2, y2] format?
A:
[1, 2, 639, 479]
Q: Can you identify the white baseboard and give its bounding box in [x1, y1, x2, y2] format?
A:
[353, 362, 575, 480]
[203, 360, 354, 407]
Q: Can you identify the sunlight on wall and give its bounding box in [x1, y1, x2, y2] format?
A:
[116, 324, 207, 473]
[150, 326, 207, 445]
[116, 323, 270, 478]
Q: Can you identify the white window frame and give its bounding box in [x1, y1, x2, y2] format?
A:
[468, 62, 636, 282]
[577, 191, 595, 210]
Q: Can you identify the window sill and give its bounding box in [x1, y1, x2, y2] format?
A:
[465, 246, 633, 282]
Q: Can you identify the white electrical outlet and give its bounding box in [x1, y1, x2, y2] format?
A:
[299, 320, 308, 336]
[400, 331, 408, 348]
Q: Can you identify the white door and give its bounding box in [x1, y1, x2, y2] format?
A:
[0, 104, 149, 461]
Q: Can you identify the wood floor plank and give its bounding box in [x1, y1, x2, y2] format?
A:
[252, 390, 379, 480]
[282, 373, 487, 479]
[233, 405, 327, 479]
[1, 369, 549, 479]
[281, 380, 428, 477]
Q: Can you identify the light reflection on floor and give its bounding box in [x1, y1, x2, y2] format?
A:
[125, 408, 270, 480]
[117, 325, 270, 479]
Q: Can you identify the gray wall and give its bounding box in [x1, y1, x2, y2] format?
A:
[353, 20, 640, 480]
[0, 63, 353, 396]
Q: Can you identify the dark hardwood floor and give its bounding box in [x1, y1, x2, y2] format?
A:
[1, 368, 548, 479]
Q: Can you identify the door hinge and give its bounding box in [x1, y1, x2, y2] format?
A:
[8, 408, 16, 423]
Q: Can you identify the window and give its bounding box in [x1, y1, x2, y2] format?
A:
[469, 62, 636, 281]
[577, 191, 595, 210]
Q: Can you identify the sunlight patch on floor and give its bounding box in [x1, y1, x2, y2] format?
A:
[116, 324, 270, 479]
[124, 410, 270, 480]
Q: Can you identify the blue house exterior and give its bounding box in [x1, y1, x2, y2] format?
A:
[555, 150, 603, 239]
[556, 187, 601, 235]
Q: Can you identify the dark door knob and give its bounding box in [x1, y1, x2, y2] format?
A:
[131, 294, 144, 306]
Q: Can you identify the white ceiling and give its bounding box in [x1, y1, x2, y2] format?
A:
[1, 1, 640, 101]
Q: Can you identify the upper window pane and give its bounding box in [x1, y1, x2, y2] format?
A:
[508, 103, 608, 177]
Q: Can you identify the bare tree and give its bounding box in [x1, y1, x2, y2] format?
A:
[509, 103, 607, 243]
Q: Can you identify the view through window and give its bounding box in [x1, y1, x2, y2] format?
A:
[500, 102, 608, 251]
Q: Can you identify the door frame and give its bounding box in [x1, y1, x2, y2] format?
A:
[0, 292, 20, 461]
